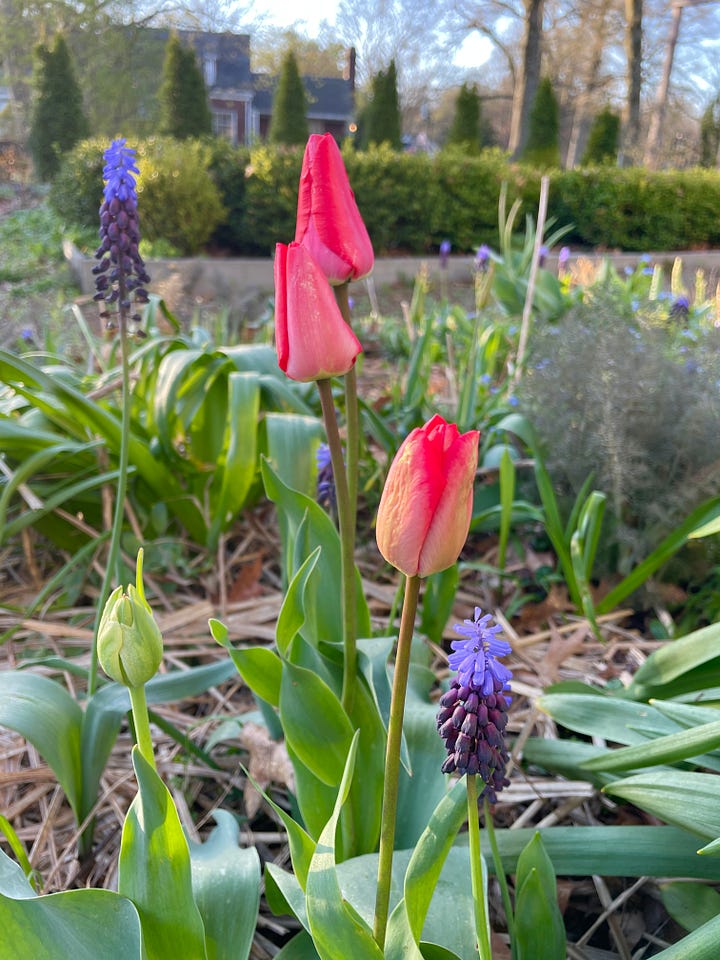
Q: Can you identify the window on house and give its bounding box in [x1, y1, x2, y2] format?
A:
[203, 56, 216, 87]
[212, 110, 235, 142]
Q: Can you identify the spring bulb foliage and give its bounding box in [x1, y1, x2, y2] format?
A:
[295, 133, 374, 284]
[376, 414, 479, 578]
[274, 241, 362, 382]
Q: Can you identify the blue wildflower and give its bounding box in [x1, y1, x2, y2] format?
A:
[316, 442, 337, 510]
[93, 138, 150, 334]
[439, 239, 451, 269]
[670, 295, 690, 321]
[558, 246, 570, 272]
[538, 244, 549, 267]
[475, 244, 491, 272]
[436, 607, 513, 801]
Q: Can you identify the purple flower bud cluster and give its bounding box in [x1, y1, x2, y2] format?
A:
[93, 139, 150, 334]
[437, 676, 511, 802]
[316, 442, 336, 510]
[437, 607, 513, 801]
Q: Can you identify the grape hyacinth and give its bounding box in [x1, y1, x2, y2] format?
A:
[437, 607, 512, 802]
[93, 138, 150, 335]
[316, 442, 337, 511]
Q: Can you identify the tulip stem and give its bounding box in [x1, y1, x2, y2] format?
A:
[316, 377, 357, 714]
[373, 573, 421, 948]
[89, 304, 132, 699]
[468, 775, 493, 960]
[334, 282, 359, 522]
[129, 684, 156, 772]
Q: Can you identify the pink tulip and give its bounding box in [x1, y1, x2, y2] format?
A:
[295, 133, 374, 285]
[376, 415, 479, 578]
[274, 241, 363, 382]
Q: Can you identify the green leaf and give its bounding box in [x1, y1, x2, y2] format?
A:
[0, 672, 82, 820]
[604, 772, 720, 842]
[0, 848, 142, 960]
[628, 622, 720, 697]
[660, 880, 720, 933]
[305, 732, 384, 960]
[581, 718, 720, 772]
[514, 834, 566, 960]
[277, 546, 322, 657]
[188, 810, 261, 960]
[118, 748, 207, 960]
[210, 618, 283, 707]
[206, 371, 260, 550]
[649, 912, 720, 959]
[385, 779, 467, 960]
[265, 412, 325, 499]
[280, 659, 354, 787]
[273, 930, 321, 960]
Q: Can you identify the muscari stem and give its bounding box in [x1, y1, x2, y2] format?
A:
[88, 299, 132, 698]
[128, 684, 156, 772]
[373, 574, 421, 948]
[484, 795, 516, 956]
[467, 775, 493, 960]
[316, 377, 357, 714]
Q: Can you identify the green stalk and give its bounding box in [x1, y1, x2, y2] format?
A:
[373, 573, 421, 948]
[89, 304, 132, 697]
[484, 796, 516, 957]
[467, 775, 492, 960]
[128, 684, 156, 772]
[334, 281, 360, 523]
[316, 377, 357, 714]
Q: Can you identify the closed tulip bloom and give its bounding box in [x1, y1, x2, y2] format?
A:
[295, 133, 374, 284]
[275, 241, 363, 382]
[376, 415, 479, 577]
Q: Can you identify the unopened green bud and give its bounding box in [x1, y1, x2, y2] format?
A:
[97, 583, 163, 688]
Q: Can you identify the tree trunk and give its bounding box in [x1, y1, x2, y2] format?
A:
[565, 0, 611, 168]
[643, 1, 683, 168]
[621, 0, 643, 166]
[508, 0, 545, 158]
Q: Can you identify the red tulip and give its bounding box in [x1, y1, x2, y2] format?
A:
[295, 133, 374, 285]
[274, 241, 363, 382]
[376, 415, 479, 578]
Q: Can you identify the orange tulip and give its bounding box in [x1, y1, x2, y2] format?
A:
[376, 415, 479, 578]
[274, 241, 362, 382]
[295, 133, 374, 285]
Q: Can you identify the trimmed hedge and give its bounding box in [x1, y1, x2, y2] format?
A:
[51, 137, 720, 256]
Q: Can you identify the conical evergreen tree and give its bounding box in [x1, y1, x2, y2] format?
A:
[446, 82, 487, 153]
[28, 34, 89, 181]
[581, 107, 620, 165]
[364, 60, 402, 149]
[700, 95, 720, 168]
[521, 75, 561, 167]
[159, 33, 212, 139]
[269, 50, 309, 145]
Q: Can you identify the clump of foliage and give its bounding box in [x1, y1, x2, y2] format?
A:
[359, 60, 402, 150]
[581, 107, 620, 165]
[521, 76, 561, 168]
[28, 34, 89, 181]
[700, 93, 720, 168]
[268, 50, 309, 146]
[446, 82, 489, 153]
[519, 287, 720, 578]
[159, 33, 212, 140]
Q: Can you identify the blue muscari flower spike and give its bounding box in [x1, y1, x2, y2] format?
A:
[448, 606, 512, 696]
[93, 138, 151, 334]
[316, 442, 337, 511]
[437, 607, 513, 801]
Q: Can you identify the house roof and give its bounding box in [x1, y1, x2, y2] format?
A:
[252, 75, 354, 120]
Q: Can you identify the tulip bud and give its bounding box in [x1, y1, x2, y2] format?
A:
[274, 241, 362, 382]
[97, 583, 163, 688]
[295, 133, 374, 284]
[376, 414, 479, 578]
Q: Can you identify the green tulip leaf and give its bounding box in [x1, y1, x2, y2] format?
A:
[119, 747, 207, 960]
[276, 546, 322, 657]
[648, 912, 720, 959]
[188, 810, 261, 960]
[514, 833, 566, 960]
[604, 772, 720, 842]
[265, 412, 325, 499]
[210, 617, 283, 707]
[660, 880, 720, 932]
[0, 848, 142, 960]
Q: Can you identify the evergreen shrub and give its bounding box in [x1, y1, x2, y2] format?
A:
[50, 139, 720, 256]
